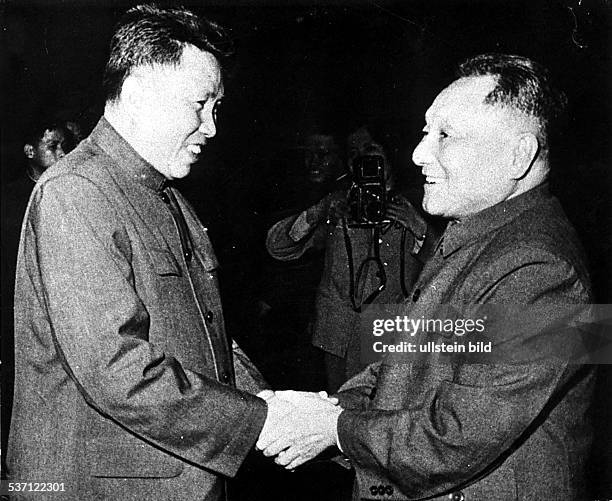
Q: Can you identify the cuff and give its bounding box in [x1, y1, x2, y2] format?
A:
[336, 410, 344, 452]
[288, 210, 312, 241]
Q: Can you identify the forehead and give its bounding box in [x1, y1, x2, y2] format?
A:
[304, 134, 337, 150]
[137, 44, 223, 97]
[426, 76, 497, 123]
[177, 45, 222, 87]
[347, 127, 373, 149]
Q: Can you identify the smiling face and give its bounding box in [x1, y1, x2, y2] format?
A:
[412, 76, 522, 220]
[303, 134, 340, 184]
[127, 45, 223, 180]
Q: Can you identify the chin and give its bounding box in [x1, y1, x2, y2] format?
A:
[422, 195, 441, 217]
[168, 164, 193, 180]
[309, 176, 327, 184]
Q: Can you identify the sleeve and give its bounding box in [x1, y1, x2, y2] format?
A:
[232, 339, 271, 394]
[265, 196, 332, 261]
[26, 174, 267, 478]
[336, 248, 593, 498]
[265, 211, 316, 261]
[335, 361, 382, 410]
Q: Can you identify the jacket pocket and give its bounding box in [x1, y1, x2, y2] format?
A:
[148, 248, 181, 277]
[88, 438, 184, 478]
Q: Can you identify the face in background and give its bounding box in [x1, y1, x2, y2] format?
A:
[303, 134, 340, 184]
[412, 75, 522, 220]
[24, 127, 68, 173]
[126, 44, 223, 180]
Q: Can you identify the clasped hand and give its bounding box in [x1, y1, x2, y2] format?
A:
[256, 390, 343, 470]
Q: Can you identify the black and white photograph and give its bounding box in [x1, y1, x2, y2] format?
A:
[1, 0, 610, 500]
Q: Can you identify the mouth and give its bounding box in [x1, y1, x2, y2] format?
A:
[186, 144, 203, 156]
[424, 175, 444, 185]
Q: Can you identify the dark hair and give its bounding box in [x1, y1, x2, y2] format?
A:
[103, 4, 233, 102]
[23, 119, 68, 147]
[456, 53, 567, 151]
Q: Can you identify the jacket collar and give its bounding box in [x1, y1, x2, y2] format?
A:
[440, 183, 552, 258]
[89, 117, 167, 193]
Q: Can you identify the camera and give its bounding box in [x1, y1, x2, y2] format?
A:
[347, 154, 389, 227]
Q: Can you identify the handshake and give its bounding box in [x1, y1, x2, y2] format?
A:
[256, 390, 343, 470]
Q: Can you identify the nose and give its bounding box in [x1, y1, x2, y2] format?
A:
[198, 110, 217, 138]
[412, 135, 432, 168]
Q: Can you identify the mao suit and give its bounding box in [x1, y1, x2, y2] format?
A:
[337, 184, 594, 500]
[8, 118, 268, 500]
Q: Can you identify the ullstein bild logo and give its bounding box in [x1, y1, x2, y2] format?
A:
[360, 304, 612, 365]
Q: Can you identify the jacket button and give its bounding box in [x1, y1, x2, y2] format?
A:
[204, 311, 214, 323]
[220, 372, 230, 383]
[412, 288, 421, 302]
[449, 492, 465, 501]
[159, 192, 170, 204]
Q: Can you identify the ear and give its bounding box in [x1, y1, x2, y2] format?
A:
[23, 144, 35, 159]
[509, 133, 539, 180]
[119, 74, 148, 115]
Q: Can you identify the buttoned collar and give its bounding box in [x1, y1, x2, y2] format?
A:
[439, 183, 552, 257]
[89, 117, 167, 193]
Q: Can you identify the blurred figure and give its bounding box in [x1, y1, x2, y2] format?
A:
[1, 118, 71, 478]
[267, 125, 436, 392]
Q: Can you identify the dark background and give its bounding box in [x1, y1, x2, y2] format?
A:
[2, 0, 611, 498]
[2, 0, 611, 298]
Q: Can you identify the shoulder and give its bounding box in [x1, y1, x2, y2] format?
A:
[492, 196, 588, 276]
[29, 148, 124, 234]
[34, 139, 119, 204]
[464, 199, 591, 303]
[48, 136, 111, 175]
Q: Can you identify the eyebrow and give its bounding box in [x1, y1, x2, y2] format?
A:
[199, 89, 224, 101]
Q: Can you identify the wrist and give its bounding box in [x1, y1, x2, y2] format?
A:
[257, 389, 275, 402]
[305, 205, 324, 225]
[326, 406, 343, 447]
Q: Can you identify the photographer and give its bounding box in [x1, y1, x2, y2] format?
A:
[267, 125, 435, 391]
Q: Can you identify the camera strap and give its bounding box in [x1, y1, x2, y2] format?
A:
[342, 219, 387, 313]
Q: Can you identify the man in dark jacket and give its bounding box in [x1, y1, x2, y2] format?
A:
[259, 54, 595, 500]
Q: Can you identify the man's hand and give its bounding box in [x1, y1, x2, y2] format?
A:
[305, 197, 332, 226]
[257, 390, 342, 469]
[257, 393, 298, 449]
[305, 192, 349, 227]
